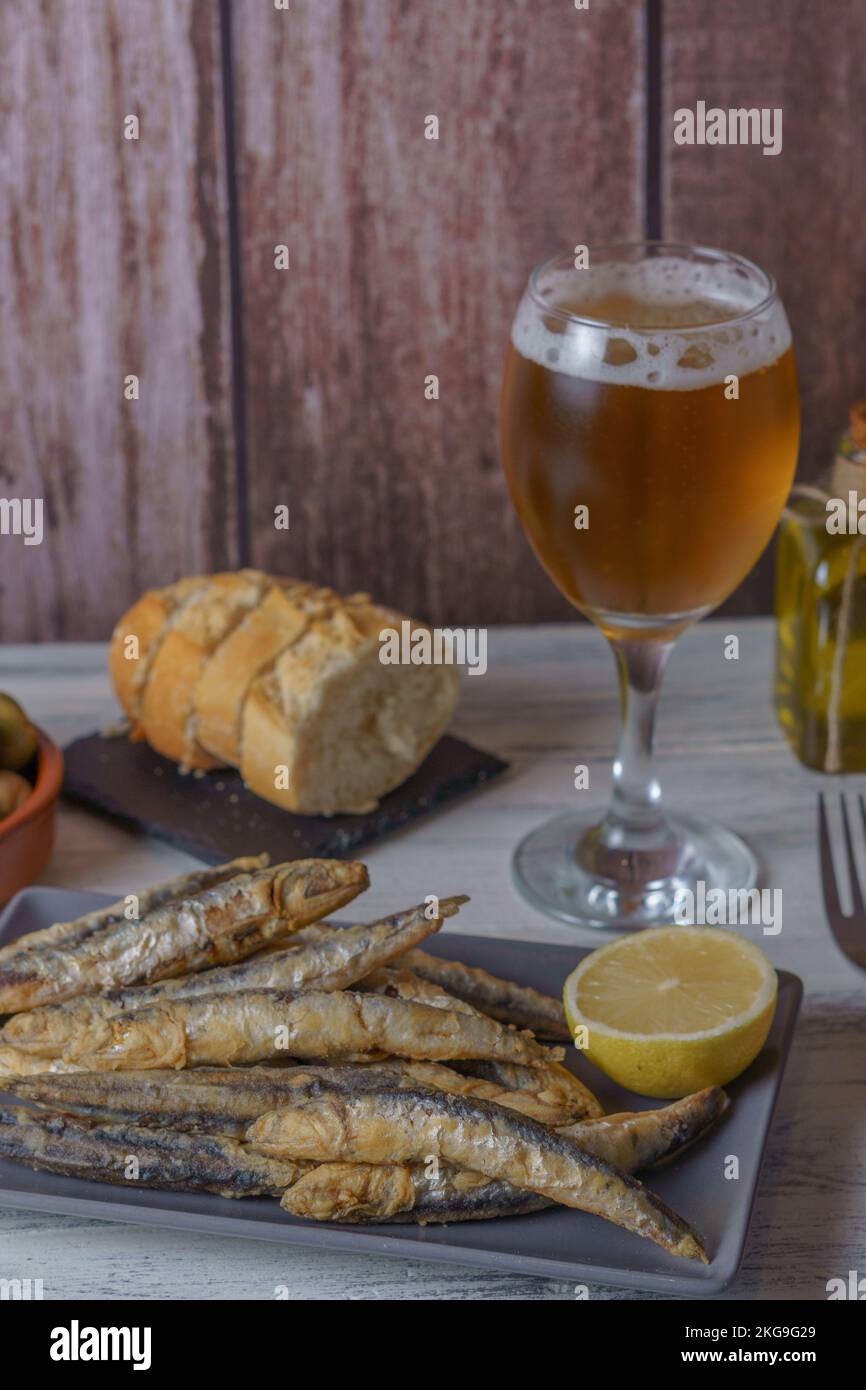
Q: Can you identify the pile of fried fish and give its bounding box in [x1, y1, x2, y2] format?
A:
[0, 855, 727, 1262]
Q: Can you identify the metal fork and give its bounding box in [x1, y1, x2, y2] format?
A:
[818, 793, 866, 972]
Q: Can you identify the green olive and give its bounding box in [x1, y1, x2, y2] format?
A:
[0, 692, 39, 771]
[0, 769, 33, 819]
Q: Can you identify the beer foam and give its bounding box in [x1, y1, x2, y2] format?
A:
[511, 256, 791, 391]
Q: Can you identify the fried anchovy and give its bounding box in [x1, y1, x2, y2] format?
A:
[382, 1089, 729, 1220]
[359, 966, 478, 1010]
[288, 1074, 727, 1173]
[0, 856, 268, 964]
[4, 1057, 575, 1134]
[0, 859, 368, 1014]
[313, 1052, 580, 1127]
[452, 1057, 603, 1120]
[0, 1045, 83, 1077]
[566, 1088, 729, 1170]
[339, 1056, 590, 1126]
[61, 988, 554, 1070]
[397, 1167, 550, 1223]
[281, 1161, 550, 1224]
[3, 898, 462, 1059]
[399, 948, 571, 1041]
[4, 1067, 726, 1226]
[381, 1059, 581, 1126]
[1, 1064, 425, 1134]
[361, 967, 600, 1119]
[279, 1088, 729, 1225]
[248, 1086, 708, 1260]
[0, 1105, 301, 1198]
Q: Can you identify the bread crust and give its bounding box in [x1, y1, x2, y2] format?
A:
[194, 581, 320, 765]
[108, 576, 209, 724]
[138, 571, 268, 769]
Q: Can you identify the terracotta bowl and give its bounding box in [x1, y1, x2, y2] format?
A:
[0, 730, 64, 904]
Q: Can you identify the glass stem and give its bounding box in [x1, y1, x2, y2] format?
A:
[605, 637, 675, 842]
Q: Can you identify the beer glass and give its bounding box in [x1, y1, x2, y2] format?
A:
[500, 243, 800, 927]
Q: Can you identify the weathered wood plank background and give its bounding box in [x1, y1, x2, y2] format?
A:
[1, 0, 864, 638]
[0, 0, 237, 642]
[664, 0, 866, 616]
[230, 0, 644, 625]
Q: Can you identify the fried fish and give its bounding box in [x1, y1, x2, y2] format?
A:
[0, 1045, 83, 1077]
[452, 1057, 602, 1120]
[248, 1085, 708, 1260]
[61, 989, 555, 1070]
[280, 1161, 550, 1224]
[4, 1057, 576, 1133]
[3, 898, 461, 1059]
[0, 859, 368, 1013]
[360, 966, 600, 1118]
[565, 1088, 729, 1170]
[0, 855, 268, 963]
[0, 1105, 301, 1198]
[399, 948, 570, 1041]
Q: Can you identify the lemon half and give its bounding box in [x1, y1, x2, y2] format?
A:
[563, 925, 777, 1099]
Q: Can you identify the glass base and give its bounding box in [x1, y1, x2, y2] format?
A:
[512, 809, 758, 930]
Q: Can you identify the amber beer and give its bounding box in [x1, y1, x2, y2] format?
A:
[501, 262, 800, 635]
[500, 246, 800, 928]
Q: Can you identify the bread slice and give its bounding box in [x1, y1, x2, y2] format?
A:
[240, 598, 460, 815]
[108, 575, 210, 725]
[194, 579, 324, 765]
[139, 570, 270, 769]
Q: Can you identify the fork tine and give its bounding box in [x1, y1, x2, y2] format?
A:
[839, 794, 866, 918]
[818, 793, 845, 924]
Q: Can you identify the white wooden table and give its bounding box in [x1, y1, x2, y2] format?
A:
[1, 620, 863, 1300]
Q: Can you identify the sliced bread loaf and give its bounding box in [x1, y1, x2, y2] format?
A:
[108, 573, 460, 814]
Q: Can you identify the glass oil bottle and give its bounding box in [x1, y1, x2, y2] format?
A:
[775, 401, 866, 771]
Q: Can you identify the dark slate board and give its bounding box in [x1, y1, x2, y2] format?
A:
[61, 733, 508, 864]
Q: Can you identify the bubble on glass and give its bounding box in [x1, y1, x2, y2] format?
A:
[677, 343, 715, 371]
[603, 337, 638, 367]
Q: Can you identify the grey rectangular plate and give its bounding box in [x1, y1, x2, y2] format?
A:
[0, 887, 801, 1295]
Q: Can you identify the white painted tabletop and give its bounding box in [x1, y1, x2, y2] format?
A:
[1, 619, 863, 1301]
